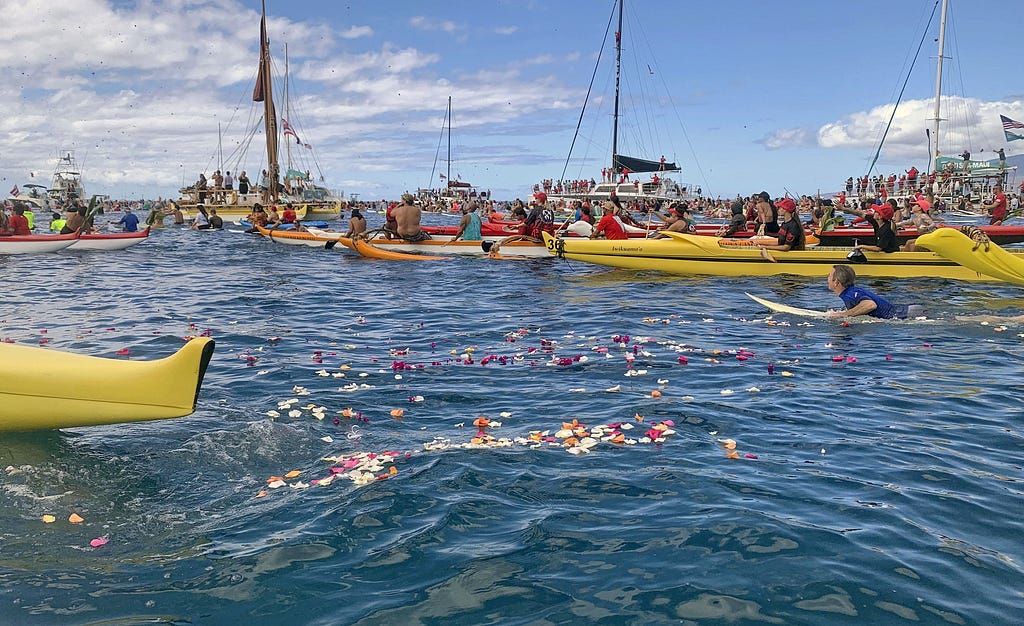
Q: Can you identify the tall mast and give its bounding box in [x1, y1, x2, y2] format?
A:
[611, 0, 623, 174]
[447, 95, 452, 184]
[930, 0, 948, 173]
[284, 42, 292, 181]
[259, 0, 280, 202]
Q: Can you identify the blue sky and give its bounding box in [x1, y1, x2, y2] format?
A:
[2, 0, 1022, 202]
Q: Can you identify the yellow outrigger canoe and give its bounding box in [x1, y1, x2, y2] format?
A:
[0, 337, 215, 431]
[542, 229, 1024, 285]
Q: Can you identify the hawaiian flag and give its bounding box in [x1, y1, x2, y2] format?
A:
[10, 185, 18, 197]
[282, 119, 301, 144]
[1001, 115, 1024, 142]
[439, 173, 446, 180]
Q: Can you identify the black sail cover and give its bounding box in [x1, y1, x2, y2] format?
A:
[613, 154, 679, 173]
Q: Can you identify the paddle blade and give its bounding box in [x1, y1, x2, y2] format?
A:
[482, 241, 494, 253]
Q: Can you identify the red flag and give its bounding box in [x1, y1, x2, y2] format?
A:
[252, 14, 267, 102]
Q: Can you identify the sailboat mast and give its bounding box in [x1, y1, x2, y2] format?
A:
[284, 43, 292, 182]
[447, 96, 452, 185]
[611, 0, 623, 175]
[260, 0, 280, 202]
[930, 0, 948, 173]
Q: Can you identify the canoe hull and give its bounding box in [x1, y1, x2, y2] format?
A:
[70, 228, 150, 251]
[541, 231, 1011, 282]
[0, 233, 79, 254]
[0, 338, 215, 431]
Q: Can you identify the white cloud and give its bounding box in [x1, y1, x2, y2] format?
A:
[761, 128, 812, 150]
[340, 25, 373, 39]
[817, 97, 1024, 159]
[495, 26, 518, 36]
[409, 16, 458, 33]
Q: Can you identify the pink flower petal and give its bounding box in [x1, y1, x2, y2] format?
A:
[90, 537, 109, 548]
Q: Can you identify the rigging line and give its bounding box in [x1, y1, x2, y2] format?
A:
[866, 0, 940, 179]
[560, 0, 618, 183]
[428, 101, 448, 190]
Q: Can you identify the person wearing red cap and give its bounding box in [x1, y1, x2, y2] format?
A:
[759, 198, 805, 251]
[981, 184, 1007, 226]
[848, 199, 899, 253]
[898, 198, 939, 251]
[522, 192, 554, 240]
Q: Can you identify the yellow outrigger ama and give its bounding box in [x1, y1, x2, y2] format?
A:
[0, 337, 215, 432]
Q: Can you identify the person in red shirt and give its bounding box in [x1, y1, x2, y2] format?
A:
[982, 184, 1007, 225]
[3, 206, 31, 236]
[280, 204, 297, 224]
[591, 201, 628, 240]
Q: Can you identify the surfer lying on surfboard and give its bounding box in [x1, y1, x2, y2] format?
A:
[827, 264, 925, 320]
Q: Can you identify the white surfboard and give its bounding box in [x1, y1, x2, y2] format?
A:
[745, 292, 829, 318]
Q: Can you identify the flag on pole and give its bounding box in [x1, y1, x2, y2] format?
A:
[439, 173, 446, 180]
[1001, 115, 1024, 142]
[10, 185, 19, 197]
[282, 119, 301, 144]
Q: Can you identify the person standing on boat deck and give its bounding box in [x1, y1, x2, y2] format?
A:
[982, 185, 1007, 226]
[208, 209, 224, 229]
[117, 207, 140, 232]
[997, 148, 1006, 170]
[961, 149, 971, 170]
[212, 170, 224, 203]
[451, 203, 483, 242]
[827, 264, 924, 319]
[759, 198, 804, 252]
[223, 171, 233, 192]
[344, 208, 367, 238]
[196, 173, 208, 204]
[393, 194, 431, 241]
[848, 199, 899, 253]
[237, 171, 250, 195]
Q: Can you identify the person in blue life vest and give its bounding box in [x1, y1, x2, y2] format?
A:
[827, 264, 924, 319]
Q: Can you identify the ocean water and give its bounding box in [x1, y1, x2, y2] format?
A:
[1, 219, 1022, 625]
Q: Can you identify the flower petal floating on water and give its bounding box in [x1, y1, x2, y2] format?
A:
[41, 515, 56, 524]
[68, 513, 84, 524]
[90, 536, 109, 548]
[390, 409, 405, 419]
[605, 385, 621, 392]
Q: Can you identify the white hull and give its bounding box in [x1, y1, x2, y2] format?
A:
[0, 237, 78, 255]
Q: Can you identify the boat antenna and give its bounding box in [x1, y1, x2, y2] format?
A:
[865, 0, 941, 179]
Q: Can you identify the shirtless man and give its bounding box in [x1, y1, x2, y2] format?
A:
[392, 193, 431, 241]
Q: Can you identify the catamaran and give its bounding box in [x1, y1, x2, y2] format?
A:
[536, 0, 697, 207]
[175, 1, 342, 219]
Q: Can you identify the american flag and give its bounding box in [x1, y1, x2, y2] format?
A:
[1001, 115, 1024, 130]
[1002, 115, 1024, 142]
